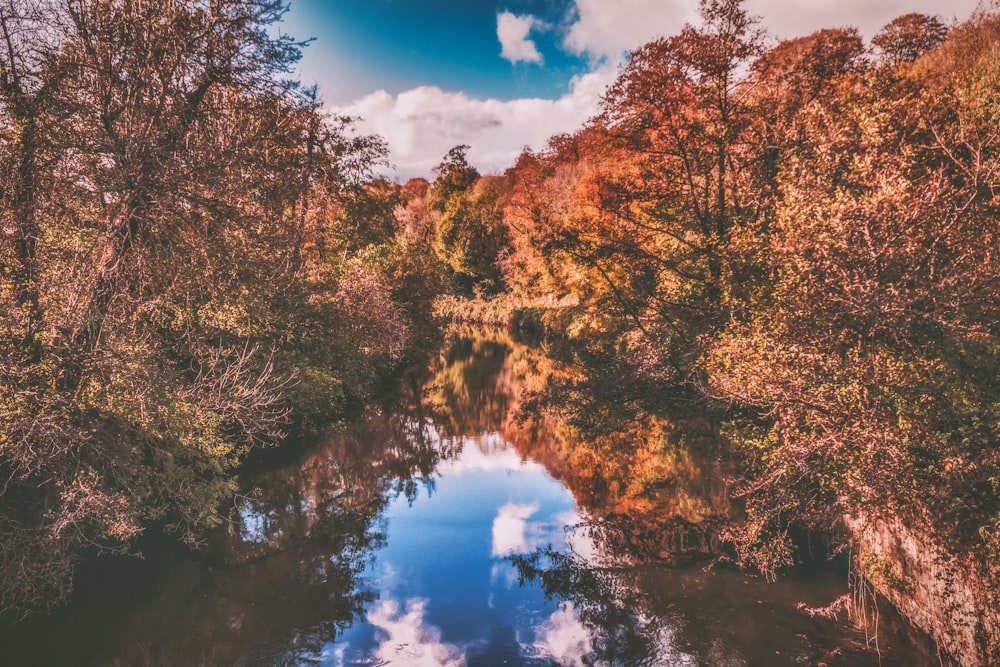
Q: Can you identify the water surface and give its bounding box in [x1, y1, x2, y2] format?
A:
[1, 330, 934, 666]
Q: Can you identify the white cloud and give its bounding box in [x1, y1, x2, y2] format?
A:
[563, 0, 695, 61]
[562, 0, 984, 61]
[368, 598, 466, 667]
[336, 65, 617, 179]
[558, 510, 601, 564]
[561, 0, 982, 62]
[491, 500, 582, 557]
[744, 0, 982, 40]
[335, 0, 983, 180]
[492, 502, 540, 556]
[497, 11, 543, 65]
[531, 604, 704, 667]
[436, 434, 537, 475]
[489, 561, 521, 589]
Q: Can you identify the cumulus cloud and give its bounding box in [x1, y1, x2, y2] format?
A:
[745, 0, 980, 40]
[491, 500, 582, 557]
[368, 598, 466, 667]
[563, 0, 695, 61]
[532, 603, 704, 667]
[335, 0, 982, 180]
[336, 65, 617, 179]
[436, 433, 540, 475]
[497, 11, 543, 64]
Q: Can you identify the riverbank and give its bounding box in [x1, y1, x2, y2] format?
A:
[848, 514, 1000, 666]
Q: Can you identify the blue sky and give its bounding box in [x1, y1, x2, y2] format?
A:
[281, 0, 983, 179]
[282, 0, 587, 104]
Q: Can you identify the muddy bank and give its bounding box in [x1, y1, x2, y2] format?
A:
[847, 514, 1000, 666]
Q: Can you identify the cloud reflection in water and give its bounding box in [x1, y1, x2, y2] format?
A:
[368, 598, 465, 666]
[491, 502, 540, 557]
[531, 602, 593, 666]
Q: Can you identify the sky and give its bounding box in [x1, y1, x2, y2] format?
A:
[280, 0, 985, 180]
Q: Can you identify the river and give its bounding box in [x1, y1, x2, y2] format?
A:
[1, 329, 935, 666]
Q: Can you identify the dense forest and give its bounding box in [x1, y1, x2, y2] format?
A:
[427, 1, 1000, 659]
[439, 0, 1000, 565]
[1, 0, 998, 661]
[0, 0, 448, 619]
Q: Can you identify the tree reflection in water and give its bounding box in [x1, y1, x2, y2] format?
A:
[201, 335, 529, 663]
[207, 407, 464, 664]
[1, 400, 463, 666]
[1, 327, 934, 666]
[511, 548, 669, 666]
[436, 329, 931, 667]
[450, 327, 737, 567]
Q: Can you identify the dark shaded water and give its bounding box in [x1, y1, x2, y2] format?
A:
[1, 330, 934, 666]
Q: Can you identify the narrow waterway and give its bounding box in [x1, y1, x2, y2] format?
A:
[2, 329, 934, 666]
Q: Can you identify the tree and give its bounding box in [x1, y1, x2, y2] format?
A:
[289, 113, 391, 268]
[426, 145, 505, 294]
[602, 0, 766, 254]
[538, 0, 770, 371]
[434, 174, 510, 294]
[747, 28, 866, 196]
[0, 0, 382, 619]
[428, 144, 478, 212]
[872, 13, 948, 66]
[394, 177, 434, 245]
[705, 13, 1000, 577]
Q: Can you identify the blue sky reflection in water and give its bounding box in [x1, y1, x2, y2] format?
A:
[321, 429, 612, 666]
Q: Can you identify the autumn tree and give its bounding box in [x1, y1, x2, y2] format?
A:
[434, 174, 510, 294]
[0, 0, 408, 619]
[428, 144, 478, 212]
[872, 13, 948, 66]
[395, 177, 435, 245]
[503, 0, 770, 375]
[705, 11, 1000, 578]
[422, 145, 510, 295]
[283, 108, 391, 272]
[745, 27, 865, 209]
[602, 0, 766, 271]
[501, 137, 591, 307]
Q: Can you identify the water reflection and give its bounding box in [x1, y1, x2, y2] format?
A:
[438, 328, 737, 568]
[0, 328, 933, 666]
[324, 428, 589, 666]
[512, 549, 671, 666]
